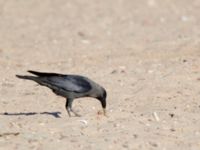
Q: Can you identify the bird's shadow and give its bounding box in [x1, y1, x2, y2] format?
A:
[0, 111, 61, 118]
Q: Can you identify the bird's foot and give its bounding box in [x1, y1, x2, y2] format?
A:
[67, 109, 72, 117]
[97, 109, 108, 117]
[72, 111, 81, 117]
[67, 108, 81, 117]
[103, 108, 107, 116]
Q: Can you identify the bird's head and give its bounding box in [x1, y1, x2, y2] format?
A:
[97, 88, 107, 116]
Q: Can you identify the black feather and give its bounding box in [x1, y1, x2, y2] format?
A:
[28, 70, 62, 77]
[16, 70, 107, 117]
[18, 71, 92, 93]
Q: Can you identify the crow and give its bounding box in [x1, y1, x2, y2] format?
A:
[16, 70, 107, 117]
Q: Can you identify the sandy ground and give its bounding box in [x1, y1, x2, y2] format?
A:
[1, 0, 200, 149]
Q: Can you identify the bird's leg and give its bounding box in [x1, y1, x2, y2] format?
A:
[65, 98, 72, 117]
[66, 98, 81, 117]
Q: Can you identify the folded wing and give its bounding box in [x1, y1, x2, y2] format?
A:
[27, 71, 91, 93]
[45, 75, 92, 93]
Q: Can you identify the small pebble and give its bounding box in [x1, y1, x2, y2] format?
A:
[133, 134, 138, 138]
[170, 128, 175, 132]
[79, 120, 88, 126]
[111, 70, 117, 74]
[149, 141, 158, 147]
[169, 113, 175, 118]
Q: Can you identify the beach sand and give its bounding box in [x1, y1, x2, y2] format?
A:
[0, 0, 200, 149]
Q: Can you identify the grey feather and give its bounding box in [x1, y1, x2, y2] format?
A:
[43, 75, 92, 93]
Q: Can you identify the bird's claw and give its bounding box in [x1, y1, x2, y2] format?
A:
[74, 113, 81, 117]
[103, 108, 107, 117]
[71, 109, 81, 117]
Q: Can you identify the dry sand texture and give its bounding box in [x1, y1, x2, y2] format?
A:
[1, 0, 200, 149]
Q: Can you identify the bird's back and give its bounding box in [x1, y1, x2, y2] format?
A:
[28, 71, 92, 93]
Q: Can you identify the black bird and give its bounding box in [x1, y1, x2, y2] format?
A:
[16, 70, 107, 117]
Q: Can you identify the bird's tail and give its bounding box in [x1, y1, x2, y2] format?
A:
[16, 75, 37, 81]
[28, 70, 60, 77]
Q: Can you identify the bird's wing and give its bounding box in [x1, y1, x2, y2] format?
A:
[42, 75, 92, 93]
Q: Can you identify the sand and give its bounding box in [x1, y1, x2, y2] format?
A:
[0, 0, 200, 149]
